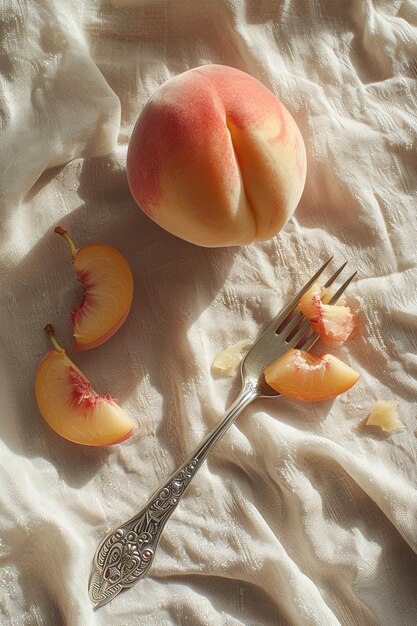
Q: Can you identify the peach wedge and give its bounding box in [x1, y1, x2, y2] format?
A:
[55, 226, 133, 350]
[264, 349, 360, 402]
[35, 326, 136, 446]
[299, 284, 354, 346]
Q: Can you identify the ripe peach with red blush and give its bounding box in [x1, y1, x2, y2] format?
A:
[127, 64, 307, 247]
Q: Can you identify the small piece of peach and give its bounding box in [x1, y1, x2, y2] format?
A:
[300, 284, 354, 346]
[55, 226, 133, 350]
[264, 348, 360, 401]
[365, 399, 405, 433]
[212, 339, 252, 377]
[35, 325, 136, 446]
[127, 64, 307, 247]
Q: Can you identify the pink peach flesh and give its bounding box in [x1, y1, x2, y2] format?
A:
[299, 284, 354, 346]
[35, 326, 136, 446]
[54, 227, 133, 350]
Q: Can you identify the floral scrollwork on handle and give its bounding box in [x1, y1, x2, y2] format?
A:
[89, 458, 200, 607]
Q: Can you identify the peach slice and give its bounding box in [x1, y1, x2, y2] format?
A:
[264, 349, 360, 401]
[55, 226, 133, 350]
[35, 325, 136, 446]
[299, 284, 354, 346]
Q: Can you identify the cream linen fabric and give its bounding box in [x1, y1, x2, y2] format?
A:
[1, 1, 417, 624]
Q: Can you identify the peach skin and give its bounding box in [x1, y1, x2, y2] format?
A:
[127, 64, 307, 247]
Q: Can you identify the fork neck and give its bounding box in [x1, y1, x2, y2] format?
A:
[193, 381, 260, 462]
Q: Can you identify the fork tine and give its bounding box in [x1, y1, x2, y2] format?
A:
[323, 261, 347, 288]
[298, 270, 358, 352]
[327, 271, 357, 305]
[264, 257, 333, 334]
[278, 262, 348, 337]
[297, 333, 318, 353]
[285, 318, 313, 349]
[277, 309, 304, 336]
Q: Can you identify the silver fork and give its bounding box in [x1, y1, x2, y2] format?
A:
[89, 259, 356, 608]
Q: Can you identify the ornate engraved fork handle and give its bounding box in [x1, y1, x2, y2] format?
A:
[89, 382, 260, 608]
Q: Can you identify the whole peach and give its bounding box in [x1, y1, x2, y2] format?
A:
[127, 64, 306, 247]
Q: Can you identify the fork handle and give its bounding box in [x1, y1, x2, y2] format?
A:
[89, 381, 260, 608]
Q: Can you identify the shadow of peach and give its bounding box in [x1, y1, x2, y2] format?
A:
[1, 154, 235, 488]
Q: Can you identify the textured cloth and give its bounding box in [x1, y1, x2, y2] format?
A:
[1, 1, 417, 625]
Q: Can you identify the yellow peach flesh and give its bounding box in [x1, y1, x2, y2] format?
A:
[365, 399, 405, 432]
[35, 349, 136, 446]
[264, 349, 360, 401]
[212, 340, 252, 376]
[127, 64, 306, 247]
[71, 244, 133, 350]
